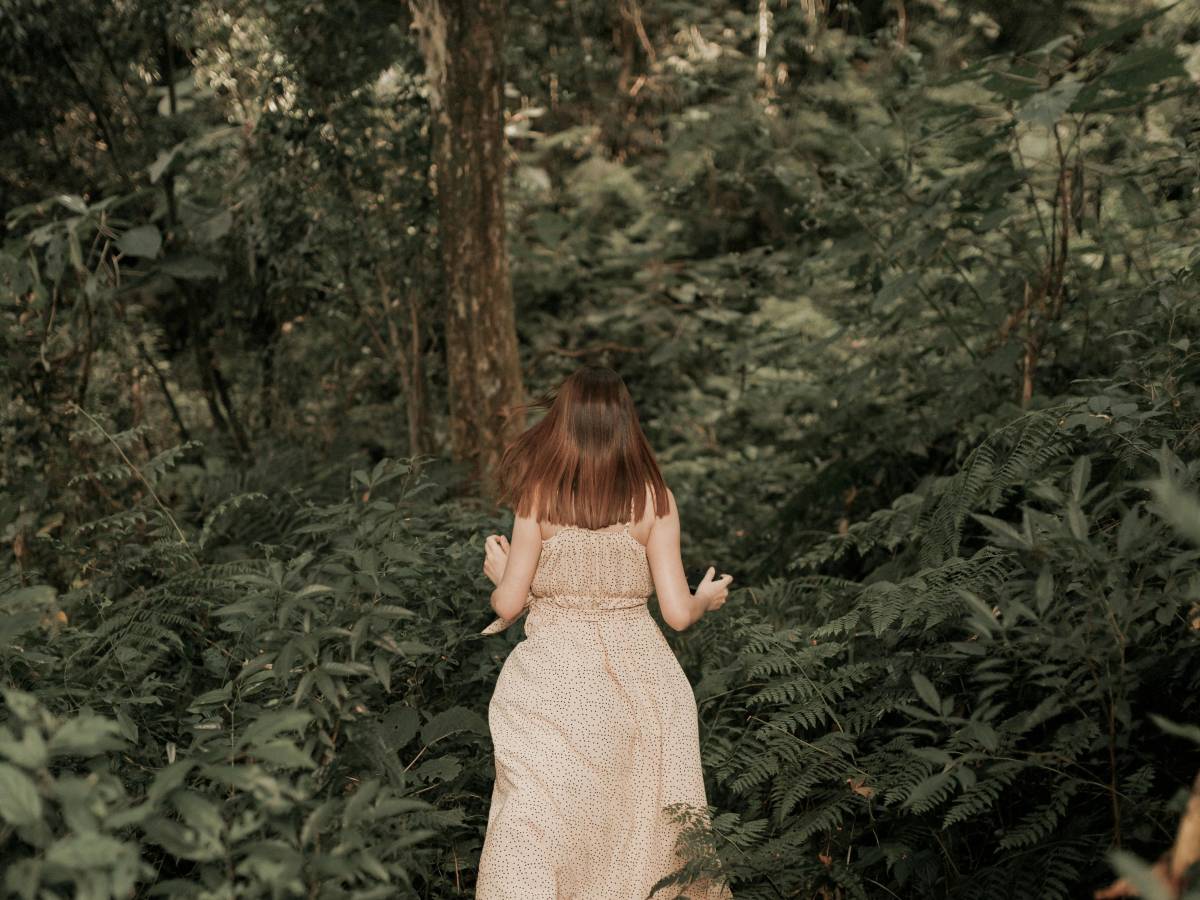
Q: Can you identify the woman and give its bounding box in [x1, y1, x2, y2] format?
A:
[475, 365, 735, 899]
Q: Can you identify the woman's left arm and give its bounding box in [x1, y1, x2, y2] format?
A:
[489, 512, 541, 621]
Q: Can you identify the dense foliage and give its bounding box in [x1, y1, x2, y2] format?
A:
[3, 0, 1199, 897]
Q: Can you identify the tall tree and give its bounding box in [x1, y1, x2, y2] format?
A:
[410, 0, 526, 499]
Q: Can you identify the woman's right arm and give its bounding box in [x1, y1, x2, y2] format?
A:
[646, 487, 733, 631]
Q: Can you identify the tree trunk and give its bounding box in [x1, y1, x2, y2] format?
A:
[413, 0, 526, 499]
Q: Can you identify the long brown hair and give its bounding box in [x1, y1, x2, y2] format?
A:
[496, 365, 669, 528]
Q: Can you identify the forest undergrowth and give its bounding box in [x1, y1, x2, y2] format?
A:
[3, 1, 1200, 897]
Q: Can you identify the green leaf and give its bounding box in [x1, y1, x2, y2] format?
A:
[343, 778, 381, 827]
[55, 194, 88, 214]
[1149, 478, 1200, 546]
[872, 272, 921, 312]
[160, 255, 222, 281]
[173, 790, 224, 840]
[117, 225, 162, 259]
[379, 705, 420, 749]
[250, 740, 315, 769]
[45, 833, 131, 868]
[115, 707, 139, 744]
[148, 147, 179, 183]
[380, 542, 423, 564]
[0, 727, 48, 769]
[372, 798, 433, 820]
[1117, 506, 1144, 555]
[0, 763, 42, 826]
[532, 211, 569, 246]
[188, 682, 233, 711]
[1066, 502, 1090, 542]
[1070, 455, 1091, 502]
[105, 802, 154, 829]
[1095, 46, 1187, 93]
[48, 713, 126, 757]
[2, 689, 42, 723]
[370, 605, 418, 620]
[192, 209, 233, 243]
[1080, 3, 1177, 53]
[394, 640, 437, 656]
[911, 672, 941, 713]
[982, 71, 1041, 102]
[147, 759, 198, 807]
[1118, 179, 1158, 228]
[237, 710, 313, 749]
[301, 799, 335, 847]
[956, 588, 999, 636]
[295, 583, 334, 598]
[970, 513, 1029, 550]
[420, 706, 488, 746]
[1149, 713, 1200, 746]
[373, 651, 392, 693]
[320, 661, 373, 677]
[142, 814, 222, 861]
[1017, 78, 1083, 128]
[903, 770, 954, 810]
[415, 754, 462, 782]
[962, 721, 1000, 752]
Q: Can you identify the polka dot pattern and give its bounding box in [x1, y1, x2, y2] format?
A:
[477, 522, 733, 899]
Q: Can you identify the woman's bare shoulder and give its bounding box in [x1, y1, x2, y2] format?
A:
[633, 482, 675, 545]
[650, 482, 676, 516]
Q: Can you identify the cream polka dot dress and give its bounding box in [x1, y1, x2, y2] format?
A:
[476, 520, 733, 899]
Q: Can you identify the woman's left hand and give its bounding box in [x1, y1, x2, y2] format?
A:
[484, 534, 510, 586]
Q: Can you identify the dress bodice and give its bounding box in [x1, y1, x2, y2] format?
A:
[531, 524, 654, 606]
[480, 523, 654, 635]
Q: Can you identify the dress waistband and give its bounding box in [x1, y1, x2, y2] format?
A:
[528, 598, 650, 621]
[478, 597, 651, 636]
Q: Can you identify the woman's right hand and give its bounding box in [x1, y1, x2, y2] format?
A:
[695, 566, 733, 613]
[484, 534, 510, 587]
